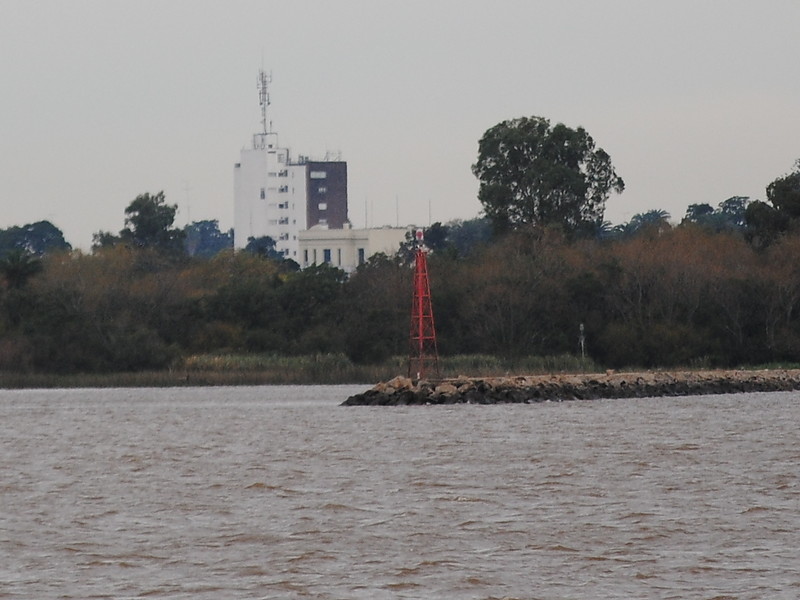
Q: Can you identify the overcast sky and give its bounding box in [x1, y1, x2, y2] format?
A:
[2, 1, 799, 249]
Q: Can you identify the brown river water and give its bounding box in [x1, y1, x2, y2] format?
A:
[1, 385, 798, 599]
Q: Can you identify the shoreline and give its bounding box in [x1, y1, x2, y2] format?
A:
[341, 369, 800, 405]
[0, 371, 375, 390]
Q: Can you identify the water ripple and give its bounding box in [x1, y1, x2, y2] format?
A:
[1, 387, 798, 598]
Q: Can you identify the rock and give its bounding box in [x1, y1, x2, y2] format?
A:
[386, 375, 413, 390]
[342, 369, 800, 406]
[434, 382, 458, 396]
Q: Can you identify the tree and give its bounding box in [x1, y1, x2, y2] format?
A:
[766, 159, 800, 217]
[746, 160, 800, 247]
[184, 220, 233, 257]
[745, 201, 788, 248]
[683, 203, 715, 225]
[421, 222, 449, 252]
[244, 235, 283, 260]
[0, 221, 71, 256]
[718, 196, 749, 229]
[615, 210, 672, 238]
[19, 247, 179, 372]
[0, 250, 43, 289]
[447, 217, 492, 257]
[455, 229, 574, 359]
[471, 116, 625, 233]
[120, 191, 185, 252]
[204, 252, 284, 351]
[397, 223, 451, 263]
[91, 230, 122, 251]
[343, 253, 409, 363]
[683, 198, 749, 233]
[275, 263, 347, 353]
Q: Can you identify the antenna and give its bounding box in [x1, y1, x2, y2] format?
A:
[257, 69, 272, 135]
[183, 180, 192, 225]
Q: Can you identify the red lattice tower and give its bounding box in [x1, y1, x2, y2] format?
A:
[408, 231, 440, 380]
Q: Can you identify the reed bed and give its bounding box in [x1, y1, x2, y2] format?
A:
[0, 353, 602, 389]
[2, 353, 791, 390]
[184, 352, 600, 381]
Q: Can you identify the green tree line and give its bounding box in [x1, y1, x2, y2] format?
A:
[4, 217, 800, 373]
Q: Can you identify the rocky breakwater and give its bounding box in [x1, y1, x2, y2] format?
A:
[342, 369, 800, 406]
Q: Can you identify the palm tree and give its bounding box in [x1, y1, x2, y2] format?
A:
[620, 210, 672, 237]
[0, 250, 43, 289]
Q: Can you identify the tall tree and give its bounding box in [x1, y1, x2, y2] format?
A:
[766, 159, 800, 217]
[472, 116, 624, 233]
[746, 160, 800, 247]
[120, 191, 185, 252]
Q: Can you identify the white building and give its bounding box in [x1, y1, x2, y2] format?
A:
[233, 72, 348, 259]
[298, 224, 410, 272]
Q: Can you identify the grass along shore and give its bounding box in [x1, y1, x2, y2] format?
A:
[3, 352, 797, 390]
[0, 353, 598, 389]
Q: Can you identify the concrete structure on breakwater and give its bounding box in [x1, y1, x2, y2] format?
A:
[341, 370, 800, 406]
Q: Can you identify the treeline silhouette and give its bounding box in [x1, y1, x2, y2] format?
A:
[2, 218, 800, 373]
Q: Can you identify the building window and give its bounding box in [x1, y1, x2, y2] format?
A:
[337, 248, 341, 266]
[304, 249, 308, 265]
[358, 248, 365, 265]
[260, 188, 265, 199]
[318, 202, 327, 211]
[323, 249, 332, 264]
[318, 219, 327, 225]
[313, 249, 317, 264]
[278, 217, 289, 225]
[310, 171, 327, 179]
[318, 186, 327, 194]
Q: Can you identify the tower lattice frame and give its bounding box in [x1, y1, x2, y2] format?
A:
[408, 245, 440, 380]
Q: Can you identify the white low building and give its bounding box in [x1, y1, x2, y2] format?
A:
[298, 224, 410, 272]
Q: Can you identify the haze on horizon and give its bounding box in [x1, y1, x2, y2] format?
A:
[1, 0, 798, 249]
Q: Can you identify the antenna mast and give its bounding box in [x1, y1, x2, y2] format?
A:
[258, 69, 272, 135]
